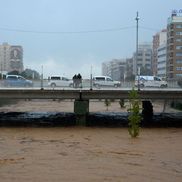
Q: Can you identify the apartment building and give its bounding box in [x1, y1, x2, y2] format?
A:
[167, 11, 182, 79]
[152, 29, 167, 75]
[102, 59, 126, 81]
[133, 42, 152, 75]
[0, 42, 23, 74]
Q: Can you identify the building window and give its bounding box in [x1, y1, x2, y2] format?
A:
[176, 52, 182, 57]
[176, 67, 182, 71]
[176, 25, 182, 28]
[176, 46, 182, 50]
[158, 47, 166, 51]
[176, 74, 182, 77]
[145, 53, 151, 56]
[176, 60, 182, 64]
[176, 32, 182, 36]
[176, 38, 182, 42]
[158, 54, 166, 58]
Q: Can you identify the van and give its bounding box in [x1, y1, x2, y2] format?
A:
[135, 75, 168, 88]
[93, 76, 121, 88]
[4, 75, 33, 87]
[48, 76, 73, 88]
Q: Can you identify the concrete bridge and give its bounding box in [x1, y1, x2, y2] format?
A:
[0, 88, 182, 100]
[0, 88, 182, 125]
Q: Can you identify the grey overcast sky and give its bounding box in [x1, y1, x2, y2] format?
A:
[0, 0, 181, 78]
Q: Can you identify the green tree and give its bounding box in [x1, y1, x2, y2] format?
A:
[140, 66, 152, 76]
[21, 69, 40, 80]
[128, 88, 142, 137]
[7, 70, 20, 75]
[125, 74, 135, 81]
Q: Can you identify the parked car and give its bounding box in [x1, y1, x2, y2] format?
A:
[4, 75, 33, 87]
[48, 76, 73, 87]
[93, 76, 121, 88]
[135, 75, 168, 88]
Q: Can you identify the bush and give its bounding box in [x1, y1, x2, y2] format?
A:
[128, 88, 142, 138]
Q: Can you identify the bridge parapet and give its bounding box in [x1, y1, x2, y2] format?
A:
[0, 88, 182, 100]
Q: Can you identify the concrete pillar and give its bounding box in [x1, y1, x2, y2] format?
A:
[142, 100, 153, 123]
[74, 99, 89, 126]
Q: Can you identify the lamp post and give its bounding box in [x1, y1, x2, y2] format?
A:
[135, 11, 140, 91]
[0, 63, 2, 80]
[90, 65, 93, 90]
[41, 65, 43, 89]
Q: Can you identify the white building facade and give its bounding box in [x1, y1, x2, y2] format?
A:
[0, 42, 23, 74]
[133, 43, 152, 75]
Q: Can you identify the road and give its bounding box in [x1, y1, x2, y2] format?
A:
[0, 79, 181, 90]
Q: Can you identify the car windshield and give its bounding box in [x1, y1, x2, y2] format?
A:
[107, 78, 113, 81]
[18, 77, 25, 80]
[50, 77, 60, 80]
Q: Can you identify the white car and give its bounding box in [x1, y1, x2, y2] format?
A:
[48, 76, 73, 88]
[93, 76, 121, 88]
[135, 76, 168, 88]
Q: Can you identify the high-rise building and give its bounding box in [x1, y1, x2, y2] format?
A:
[0, 42, 23, 74]
[152, 29, 167, 75]
[125, 58, 134, 79]
[167, 11, 182, 79]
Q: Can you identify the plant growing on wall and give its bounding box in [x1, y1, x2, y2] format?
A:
[128, 88, 142, 137]
[119, 99, 125, 108]
[104, 99, 111, 111]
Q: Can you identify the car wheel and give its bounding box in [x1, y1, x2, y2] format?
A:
[51, 83, 56, 88]
[160, 84, 167, 88]
[140, 84, 144, 88]
[69, 83, 73, 88]
[94, 84, 100, 88]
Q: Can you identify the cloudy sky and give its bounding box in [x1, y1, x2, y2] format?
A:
[0, 0, 181, 78]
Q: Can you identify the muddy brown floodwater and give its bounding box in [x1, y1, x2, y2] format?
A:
[0, 127, 182, 182]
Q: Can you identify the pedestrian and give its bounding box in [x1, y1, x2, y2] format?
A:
[72, 74, 77, 88]
[77, 73, 82, 88]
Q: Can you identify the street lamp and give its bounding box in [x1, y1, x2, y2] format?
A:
[41, 65, 44, 89]
[90, 65, 93, 90]
[135, 11, 140, 91]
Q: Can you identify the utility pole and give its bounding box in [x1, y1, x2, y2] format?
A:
[135, 11, 140, 91]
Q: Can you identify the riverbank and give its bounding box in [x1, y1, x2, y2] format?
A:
[0, 99, 181, 127]
[0, 99, 178, 113]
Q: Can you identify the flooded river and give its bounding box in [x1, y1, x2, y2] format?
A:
[0, 127, 182, 182]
